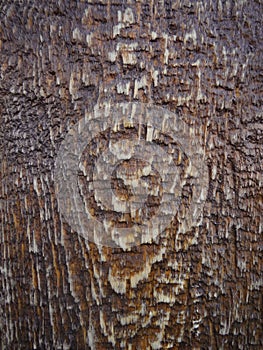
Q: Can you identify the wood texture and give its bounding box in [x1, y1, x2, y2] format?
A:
[0, 0, 262, 349]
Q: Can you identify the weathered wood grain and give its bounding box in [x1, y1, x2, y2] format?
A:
[0, 0, 262, 349]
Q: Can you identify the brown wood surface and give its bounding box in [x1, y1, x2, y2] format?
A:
[0, 0, 262, 349]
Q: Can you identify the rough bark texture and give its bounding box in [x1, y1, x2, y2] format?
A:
[0, 0, 262, 349]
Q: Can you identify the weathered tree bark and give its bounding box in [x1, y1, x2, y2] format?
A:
[0, 0, 262, 349]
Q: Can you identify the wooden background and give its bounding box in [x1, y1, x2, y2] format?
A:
[0, 0, 262, 349]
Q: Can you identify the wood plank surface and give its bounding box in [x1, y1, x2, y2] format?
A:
[0, 1, 262, 349]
